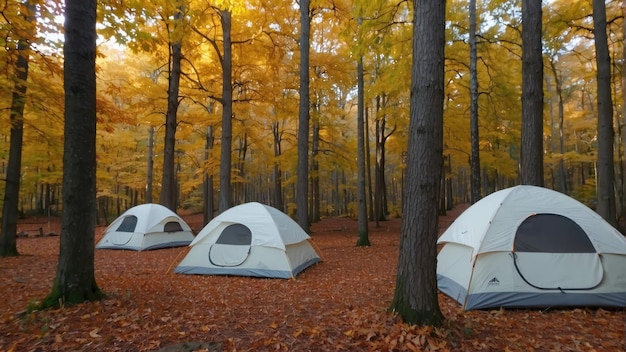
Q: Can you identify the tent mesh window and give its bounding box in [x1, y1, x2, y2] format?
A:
[164, 221, 184, 232]
[216, 224, 252, 245]
[514, 213, 596, 253]
[116, 215, 138, 232]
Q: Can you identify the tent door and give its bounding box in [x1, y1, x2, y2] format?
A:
[111, 215, 137, 245]
[512, 213, 603, 290]
[512, 252, 603, 290]
[110, 232, 134, 245]
[208, 224, 252, 267]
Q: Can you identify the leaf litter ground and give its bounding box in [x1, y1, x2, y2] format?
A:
[1, 206, 624, 351]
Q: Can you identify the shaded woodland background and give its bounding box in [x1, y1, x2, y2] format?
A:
[1, 207, 624, 351]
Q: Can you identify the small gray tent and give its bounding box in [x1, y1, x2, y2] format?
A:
[96, 203, 194, 251]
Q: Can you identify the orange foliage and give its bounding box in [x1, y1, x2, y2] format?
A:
[1, 207, 624, 351]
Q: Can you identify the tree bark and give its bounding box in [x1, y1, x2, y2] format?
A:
[390, 0, 444, 326]
[146, 126, 154, 203]
[593, 0, 618, 227]
[0, 0, 36, 257]
[469, 0, 482, 203]
[272, 121, 284, 211]
[203, 125, 215, 225]
[356, 54, 370, 246]
[218, 9, 233, 213]
[160, 3, 184, 211]
[40, 0, 102, 308]
[296, 0, 310, 232]
[520, 0, 544, 186]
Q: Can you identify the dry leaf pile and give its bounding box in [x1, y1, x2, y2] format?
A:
[1, 207, 624, 351]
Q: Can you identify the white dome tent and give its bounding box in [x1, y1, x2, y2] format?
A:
[437, 185, 626, 310]
[175, 202, 321, 279]
[96, 203, 194, 251]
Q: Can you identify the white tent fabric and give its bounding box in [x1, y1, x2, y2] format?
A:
[96, 203, 194, 251]
[175, 202, 321, 279]
[437, 185, 626, 310]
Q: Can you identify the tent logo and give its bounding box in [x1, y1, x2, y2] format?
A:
[488, 277, 500, 286]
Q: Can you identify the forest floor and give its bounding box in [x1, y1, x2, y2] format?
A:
[1, 205, 624, 351]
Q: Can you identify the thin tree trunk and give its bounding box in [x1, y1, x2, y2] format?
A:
[160, 3, 184, 211]
[0, 0, 35, 257]
[40, 0, 102, 308]
[469, 0, 481, 203]
[593, 0, 618, 227]
[390, 0, 445, 326]
[272, 121, 284, 211]
[203, 126, 215, 225]
[146, 126, 154, 203]
[296, 0, 310, 232]
[356, 53, 369, 246]
[218, 9, 233, 213]
[311, 117, 320, 222]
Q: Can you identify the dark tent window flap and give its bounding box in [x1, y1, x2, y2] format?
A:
[164, 221, 184, 232]
[514, 214, 595, 253]
[216, 224, 252, 245]
[116, 215, 138, 232]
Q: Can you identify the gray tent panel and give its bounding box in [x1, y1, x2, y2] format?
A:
[514, 214, 596, 253]
[116, 215, 138, 232]
[216, 224, 252, 245]
[164, 221, 184, 232]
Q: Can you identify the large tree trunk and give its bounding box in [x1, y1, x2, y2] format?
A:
[520, 0, 544, 186]
[593, 0, 618, 227]
[40, 0, 102, 308]
[390, 0, 445, 326]
[296, 0, 310, 232]
[218, 9, 233, 213]
[469, 0, 482, 203]
[356, 54, 369, 246]
[160, 3, 184, 211]
[0, 0, 36, 257]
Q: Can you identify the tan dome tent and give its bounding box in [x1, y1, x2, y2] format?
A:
[175, 202, 321, 279]
[96, 203, 194, 251]
[437, 185, 626, 310]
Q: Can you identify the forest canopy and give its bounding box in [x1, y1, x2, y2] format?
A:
[0, 0, 623, 222]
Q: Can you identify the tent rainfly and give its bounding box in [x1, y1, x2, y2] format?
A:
[96, 203, 194, 251]
[175, 202, 321, 279]
[437, 185, 626, 310]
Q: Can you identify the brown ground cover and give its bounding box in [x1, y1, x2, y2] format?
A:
[1, 205, 624, 351]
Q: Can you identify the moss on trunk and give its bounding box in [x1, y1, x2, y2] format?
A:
[37, 280, 104, 310]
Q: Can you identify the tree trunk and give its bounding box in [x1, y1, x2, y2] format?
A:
[593, 0, 618, 227]
[296, 0, 310, 232]
[146, 126, 154, 203]
[271, 121, 284, 211]
[0, 0, 36, 257]
[203, 126, 215, 225]
[40, 0, 102, 308]
[311, 117, 320, 222]
[548, 60, 568, 193]
[469, 0, 482, 203]
[160, 3, 184, 211]
[356, 54, 370, 246]
[218, 9, 233, 213]
[390, 0, 444, 326]
[520, 0, 544, 186]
